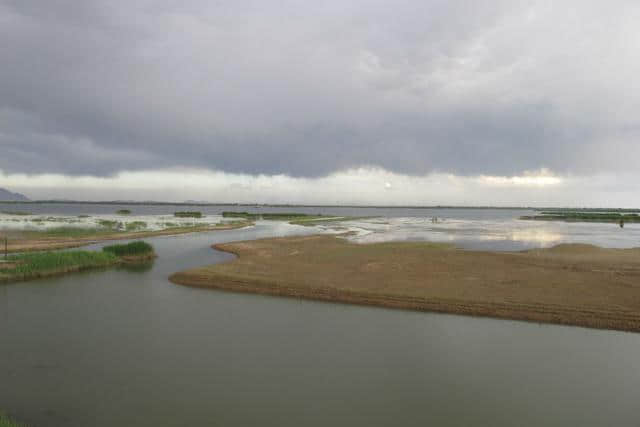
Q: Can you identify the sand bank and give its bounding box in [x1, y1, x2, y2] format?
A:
[170, 235, 640, 332]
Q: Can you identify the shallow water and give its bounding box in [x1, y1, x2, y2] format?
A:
[1, 222, 640, 426]
[2, 202, 639, 250]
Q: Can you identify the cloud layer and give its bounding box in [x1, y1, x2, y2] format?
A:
[2, 0, 639, 180]
[4, 167, 639, 208]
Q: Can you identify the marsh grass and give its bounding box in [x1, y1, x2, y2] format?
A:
[0, 211, 31, 216]
[116, 209, 132, 215]
[125, 221, 147, 231]
[222, 211, 311, 220]
[31, 227, 116, 238]
[98, 219, 121, 229]
[1, 250, 118, 282]
[102, 241, 154, 256]
[174, 211, 203, 218]
[0, 413, 26, 427]
[222, 211, 367, 225]
[1, 241, 154, 283]
[522, 212, 640, 223]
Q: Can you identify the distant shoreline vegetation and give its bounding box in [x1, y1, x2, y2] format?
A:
[174, 211, 203, 218]
[1, 210, 31, 216]
[221, 211, 370, 226]
[222, 211, 316, 220]
[521, 210, 640, 223]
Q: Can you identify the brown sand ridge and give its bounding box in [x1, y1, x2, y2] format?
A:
[169, 235, 640, 332]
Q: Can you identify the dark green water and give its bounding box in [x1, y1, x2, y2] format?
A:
[1, 223, 640, 426]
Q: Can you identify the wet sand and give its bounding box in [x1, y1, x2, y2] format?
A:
[170, 235, 640, 332]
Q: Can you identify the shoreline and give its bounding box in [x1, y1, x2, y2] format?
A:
[169, 235, 640, 333]
[2, 221, 253, 253]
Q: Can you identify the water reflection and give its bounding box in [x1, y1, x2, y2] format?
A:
[335, 217, 640, 250]
[116, 260, 156, 273]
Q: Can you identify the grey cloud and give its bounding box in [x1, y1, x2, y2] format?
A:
[1, 0, 639, 177]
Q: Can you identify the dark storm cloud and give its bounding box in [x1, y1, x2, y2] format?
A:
[1, 0, 639, 177]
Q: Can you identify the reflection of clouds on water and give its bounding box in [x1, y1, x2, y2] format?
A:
[324, 217, 640, 250]
[2, 211, 639, 251]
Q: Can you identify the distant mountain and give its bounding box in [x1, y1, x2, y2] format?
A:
[0, 187, 29, 201]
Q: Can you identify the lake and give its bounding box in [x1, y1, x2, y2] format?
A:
[1, 205, 640, 426]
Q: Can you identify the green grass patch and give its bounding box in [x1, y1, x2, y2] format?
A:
[102, 241, 154, 257]
[1, 211, 31, 216]
[1, 241, 155, 283]
[116, 209, 132, 215]
[125, 221, 147, 231]
[1, 250, 118, 281]
[30, 227, 117, 238]
[98, 219, 122, 229]
[521, 212, 640, 223]
[0, 412, 26, 427]
[174, 211, 203, 218]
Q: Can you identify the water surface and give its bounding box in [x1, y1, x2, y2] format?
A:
[2, 221, 640, 426]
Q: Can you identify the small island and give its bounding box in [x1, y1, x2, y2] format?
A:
[0, 240, 156, 284]
[170, 234, 640, 333]
[174, 211, 203, 218]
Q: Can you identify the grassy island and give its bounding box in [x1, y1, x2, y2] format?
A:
[103, 240, 156, 263]
[174, 211, 203, 218]
[170, 235, 640, 333]
[116, 209, 132, 215]
[0, 241, 156, 283]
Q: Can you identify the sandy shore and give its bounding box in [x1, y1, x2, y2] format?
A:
[1, 221, 253, 253]
[170, 235, 640, 333]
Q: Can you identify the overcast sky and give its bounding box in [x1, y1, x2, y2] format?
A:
[1, 1, 639, 205]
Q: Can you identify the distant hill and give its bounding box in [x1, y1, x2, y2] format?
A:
[0, 187, 29, 201]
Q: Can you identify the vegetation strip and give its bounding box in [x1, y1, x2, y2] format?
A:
[0, 241, 155, 283]
[170, 235, 640, 333]
[521, 210, 640, 223]
[1, 221, 253, 254]
[174, 211, 203, 218]
[0, 412, 27, 427]
[221, 211, 369, 225]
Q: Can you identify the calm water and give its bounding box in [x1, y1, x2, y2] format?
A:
[2, 202, 640, 251]
[2, 207, 640, 426]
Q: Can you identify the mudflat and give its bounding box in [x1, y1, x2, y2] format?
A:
[170, 235, 640, 332]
